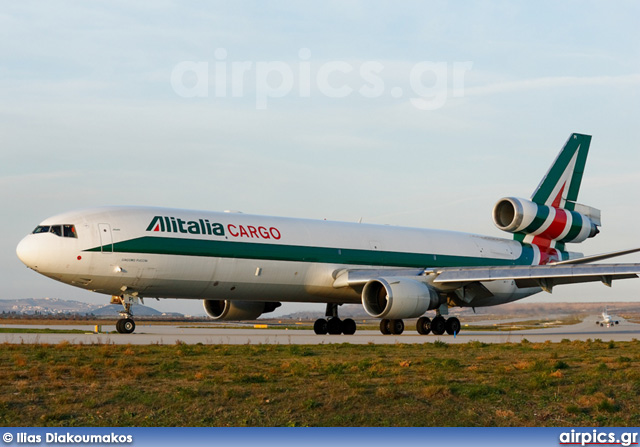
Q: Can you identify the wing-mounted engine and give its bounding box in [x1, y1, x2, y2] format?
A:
[493, 197, 599, 244]
[202, 299, 281, 320]
[361, 277, 442, 319]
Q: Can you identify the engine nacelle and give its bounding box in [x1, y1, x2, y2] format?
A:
[202, 300, 281, 321]
[361, 277, 441, 319]
[493, 197, 599, 243]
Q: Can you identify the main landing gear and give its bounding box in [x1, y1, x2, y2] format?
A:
[311, 304, 462, 336]
[111, 294, 138, 334]
[313, 303, 357, 335]
[379, 318, 405, 335]
[379, 314, 461, 336]
[413, 315, 461, 336]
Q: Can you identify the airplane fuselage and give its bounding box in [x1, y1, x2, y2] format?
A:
[16, 206, 544, 307]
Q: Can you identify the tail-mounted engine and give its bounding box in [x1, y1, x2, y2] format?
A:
[203, 300, 281, 320]
[493, 197, 599, 243]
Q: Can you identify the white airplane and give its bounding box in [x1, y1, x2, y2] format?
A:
[596, 308, 620, 327]
[16, 133, 640, 335]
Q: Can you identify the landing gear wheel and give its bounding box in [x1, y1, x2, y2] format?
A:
[342, 318, 357, 335]
[445, 317, 461, 335]
[417, 316, 431, 335]
[389, 319, 404, 335]
[116, 318, 135, 334]
[314, 318, 328, 335]
[431, 316, 446, 336]
[122, 318, 135, 334]
[380, 319, 391, 335]
[327, 317, 343, 335]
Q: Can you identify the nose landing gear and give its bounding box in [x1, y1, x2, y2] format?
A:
[111, 294, 138, 334]
[116, 317, 135, 334]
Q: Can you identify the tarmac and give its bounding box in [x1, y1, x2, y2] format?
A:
[1, 315, 639, 345]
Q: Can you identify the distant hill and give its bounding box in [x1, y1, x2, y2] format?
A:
[90, 304, 182, 317]
[0, 298, 96, 315]
[0, 298, 182, 317]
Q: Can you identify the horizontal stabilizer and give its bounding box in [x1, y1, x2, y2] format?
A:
[570, 202, 602, 227]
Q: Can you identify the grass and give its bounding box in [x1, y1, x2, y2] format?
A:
[1, 340, 640, 426]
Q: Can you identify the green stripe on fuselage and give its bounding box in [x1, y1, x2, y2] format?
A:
[85, 236, 537, 268]
[563, 211, 584, 242]
[523, 205, 550, 234]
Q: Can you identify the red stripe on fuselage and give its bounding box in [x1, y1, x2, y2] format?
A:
[538, 248, 560, 265]
[541, 208, 568, 240]
[531, 208, 567, 264]
[551, 183, 566, 208]
[531, 236, 552, 252]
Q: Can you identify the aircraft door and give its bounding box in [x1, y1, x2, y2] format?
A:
[98, 223, 113, 253]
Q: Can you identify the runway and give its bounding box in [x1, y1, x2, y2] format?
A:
[1, 316, 639, 345]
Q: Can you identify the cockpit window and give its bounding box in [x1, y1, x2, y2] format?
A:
[63, 225, 77, 238]
[32, 224, 78, 238]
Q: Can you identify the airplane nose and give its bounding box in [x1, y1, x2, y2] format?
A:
[16, 236, 40, 269]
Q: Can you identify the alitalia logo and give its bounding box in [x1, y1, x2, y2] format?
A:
[145, 216, 281, 240]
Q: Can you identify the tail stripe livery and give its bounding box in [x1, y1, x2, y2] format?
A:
[493, 133, 599, 257]
[531, 133, 591, 209]
[493, 198, 599, 247]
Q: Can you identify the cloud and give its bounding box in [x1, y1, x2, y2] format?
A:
[463, 74, 640, 97]
[0, 171, 84, 186]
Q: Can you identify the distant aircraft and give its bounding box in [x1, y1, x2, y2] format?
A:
[16, 133, 640, 335]
[596, 308, 620, 327]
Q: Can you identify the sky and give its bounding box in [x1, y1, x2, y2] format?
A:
[2, 1, 639, 317]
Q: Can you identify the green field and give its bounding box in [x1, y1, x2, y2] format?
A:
[1, 340, 639, 427]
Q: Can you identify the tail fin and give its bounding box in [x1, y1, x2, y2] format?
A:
[493, 133, 599, 261]
[531, 133, 591, 210]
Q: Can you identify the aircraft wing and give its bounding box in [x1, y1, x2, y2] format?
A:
[333, 263, 640, 293]
[551, 247, 640, 265]
[431, 263, 640, 292]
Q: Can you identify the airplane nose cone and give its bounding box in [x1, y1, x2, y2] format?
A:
[16, 236, 40, 269]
